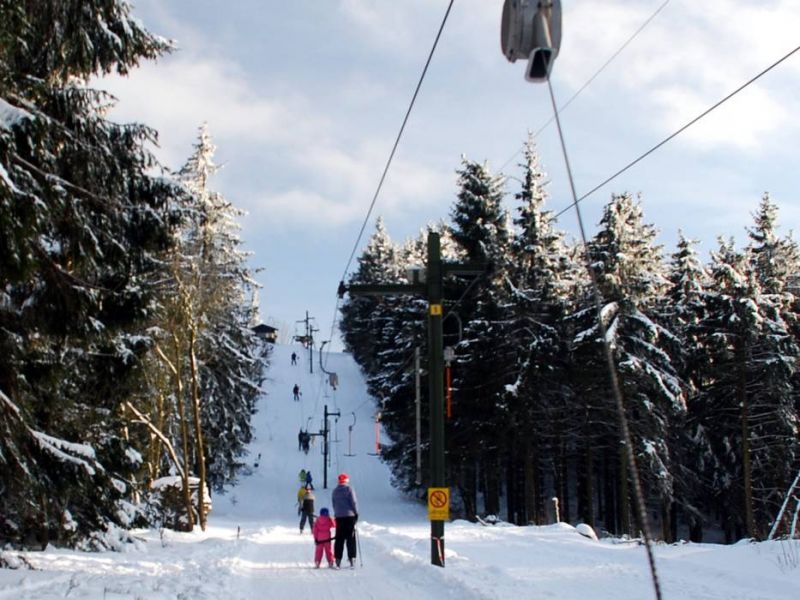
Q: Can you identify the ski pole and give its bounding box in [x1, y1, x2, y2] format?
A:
[355, 527, 363, 567]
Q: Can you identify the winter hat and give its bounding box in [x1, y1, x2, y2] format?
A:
[320, 507, 329, 517]
[338, 473, 350, 484]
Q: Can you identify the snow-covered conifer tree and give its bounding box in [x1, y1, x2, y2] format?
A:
[141, 125, 266, 530]
[504, 135, 574, 525]
[696, 197, 800, 540]
[447, 157, 515, 520]
[568, 193, 684, 537]
[0, 0, 179, 547]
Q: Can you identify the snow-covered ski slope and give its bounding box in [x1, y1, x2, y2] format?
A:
[1, 343, 799, 599]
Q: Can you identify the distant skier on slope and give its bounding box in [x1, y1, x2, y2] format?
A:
[293, 384, 301, 401]
[291, 352, 298, 365]
[331, 473, 359, 569]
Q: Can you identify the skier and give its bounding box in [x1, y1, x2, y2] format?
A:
[305, 470, 314, 490]
[299, 468, 307, 484]
[331, 472, 359, 569]
[293, 384, 301, 402]
[301, 431, 311, 454]
[298, 485, 315, 533]
[298, 428, 304, 451]
[312, 507, 336, 568]
[291, 352, 297, 365]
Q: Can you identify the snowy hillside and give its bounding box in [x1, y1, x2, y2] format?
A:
[1, 344, 798, 599]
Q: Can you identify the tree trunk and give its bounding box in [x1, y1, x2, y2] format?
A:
[559, 437, 570, 523]
[459, 460, 477, 521]
[171, 335, 194, 531]
[579, 438, 594, 526]
[523, 438, 538, 524]
[603, 448, 617, 534]
[505, 447, 517, 524]
[737, 342, 756, 539]
[189, 324, 208, 531]
[484, 454, 501, 516]
[619, 442, 630, 536]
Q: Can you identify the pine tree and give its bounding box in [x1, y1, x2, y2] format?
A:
[505, 135, 573, 525]
[743, 197, 799, 537]
[340, 217, 401, 375]
[693, 196, 800, 542]
[178, 125, 266, 494]
[569, 193, 684, 537]
[447, 157, 514, 520]
[663, 232, 711, 541]
[139, 125, 266, 530]
[0, 0, 178, 546]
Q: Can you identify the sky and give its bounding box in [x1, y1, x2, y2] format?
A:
[2, 343, 798, 599]
[101, 0, 800, 349]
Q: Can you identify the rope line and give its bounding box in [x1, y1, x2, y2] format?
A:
[554, 43, 800, 218]
[545, 74, 663, 600]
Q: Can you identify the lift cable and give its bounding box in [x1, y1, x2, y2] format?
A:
[545, 72, 664, 600]
[340, 0, 456, 284]
[499, 0, 673, 173]
[553, 42, 800, 219]
[324, 0, 456, 376]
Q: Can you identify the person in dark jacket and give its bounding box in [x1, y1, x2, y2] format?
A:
[331, 472, 359, 568]
[299, 486, 315, 533]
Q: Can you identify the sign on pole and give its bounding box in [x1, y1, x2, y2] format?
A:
[428, 487, 450, 521]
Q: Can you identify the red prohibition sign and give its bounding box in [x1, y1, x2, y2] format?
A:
[430, 490, 448, 508]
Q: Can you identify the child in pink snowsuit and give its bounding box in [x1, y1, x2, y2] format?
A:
[312, 507, 336, 568]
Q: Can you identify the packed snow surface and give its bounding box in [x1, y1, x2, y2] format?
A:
[1, 344, 798, 599]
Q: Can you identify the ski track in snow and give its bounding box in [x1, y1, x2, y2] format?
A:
[1, 344, 799, 599]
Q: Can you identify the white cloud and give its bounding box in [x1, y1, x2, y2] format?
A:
[555, 0, 800, 153]
[651, 84, 787, 151]
[99, 43, 452, 230]
[100, 52, 323, 167]
[338, 0, 434, 51]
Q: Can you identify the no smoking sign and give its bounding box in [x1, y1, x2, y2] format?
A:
[427, 487, 450, 521]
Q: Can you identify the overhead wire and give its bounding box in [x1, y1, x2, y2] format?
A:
[324, 0, 457, 378]
[553, 42, 800, 219]
[340, 0, 456, 284]
[499, 0, 673, 174]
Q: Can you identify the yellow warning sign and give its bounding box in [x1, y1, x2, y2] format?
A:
[428, 487, 450, 521]
[429, 304, 443, 316]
